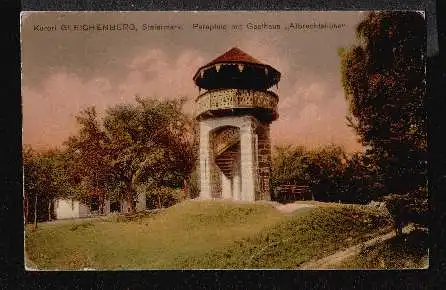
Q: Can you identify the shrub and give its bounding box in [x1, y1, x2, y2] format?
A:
[187, 168, 200, 199]
[103, 212, 127, 223]
[384, 187, 428, 235]
[146, 186, 183, 209]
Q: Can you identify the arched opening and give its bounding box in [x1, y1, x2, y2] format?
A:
[210, 125, 241, 200]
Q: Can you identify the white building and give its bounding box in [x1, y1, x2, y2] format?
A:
[53, 193, 147, 219]
[54, 199, 95, 219]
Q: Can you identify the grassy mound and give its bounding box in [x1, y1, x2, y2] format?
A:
[177, 204, 391, 269]
[25, 200, 286, 270]
[25, 200, 391, 270]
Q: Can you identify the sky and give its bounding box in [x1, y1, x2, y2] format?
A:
[21, 11, 368, 153]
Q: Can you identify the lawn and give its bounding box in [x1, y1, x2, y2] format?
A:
[25, 200, 392, 270]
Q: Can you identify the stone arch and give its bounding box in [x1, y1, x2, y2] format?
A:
[209, 125, 241, 199]
[199, 116, 258, 201]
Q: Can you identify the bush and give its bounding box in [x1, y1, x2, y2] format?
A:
[271, 144, 348, 202]
[102, 212, 127, 223]
[187, 168, 200, 199]
[384, 188, 428, 235]
[366, 201, 390, 217]
[146, 186, 183, 209]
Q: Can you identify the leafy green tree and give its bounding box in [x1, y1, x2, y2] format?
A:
[271, 144, 347, 202]
[137, 185, 183, 209]
[103, 97, 197, 212]
[340, 11, 426, 194]
[305, 145, 347, 201]
[23, 146, 40, 225]
[64, 107, 113, 213]
[340, 12, 427, 232]
[339, 152, 383, 203]
[271, 145, 309, 188]
[23, 146, 71, 225]
[271, 144, 388, 203]
[28, 97, 197, 217]
[384, 188, 429, 235]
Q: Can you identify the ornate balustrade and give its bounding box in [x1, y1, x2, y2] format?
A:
[195, 89, 278, 118]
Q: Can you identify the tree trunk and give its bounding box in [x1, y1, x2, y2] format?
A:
[99, 195, 104, 215]
[157, 194, 162, 209]
[34, 192, 38, 229]
[183, 179, 189, 200]
[127, 191, 134, 214]
[100, 191, 106, 215]
[130, 197, 135, 213]
[48, 199, 52, 221]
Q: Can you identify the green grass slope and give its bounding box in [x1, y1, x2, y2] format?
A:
[177, 204, 391, 269]
[25, 200, 391, 270]
[335, 228, 429, 269]
[25, 200, 286, 270]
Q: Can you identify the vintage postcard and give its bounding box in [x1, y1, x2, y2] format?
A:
[21, 11, 428, 270]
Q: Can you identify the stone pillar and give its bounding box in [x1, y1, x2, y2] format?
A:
[257, 123, 272, 201]
[221, 173, 232, 199]
[233, 172, 241, 201]
[231, 152, 241, 200]
[240, 118, 256, 201]
[199, 121, 212, 199]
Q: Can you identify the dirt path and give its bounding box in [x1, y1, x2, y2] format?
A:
[274, 203, 316, 214]
[298, 224, 415, 269]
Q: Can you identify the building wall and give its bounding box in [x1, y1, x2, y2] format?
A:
[54, 199, 82, 219]
[256, 122, 272, 201]
[210, 154, 222, 198]
[54, 198, 136, 219]
[78, 202, 90, 218]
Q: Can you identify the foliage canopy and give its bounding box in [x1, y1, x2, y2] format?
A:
[340, 11, 426, 194]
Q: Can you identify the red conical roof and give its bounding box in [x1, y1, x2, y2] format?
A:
[193, 47, 281, 89]
[205, 47, 264, 66]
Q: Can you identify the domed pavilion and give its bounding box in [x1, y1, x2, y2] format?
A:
[194, 47, 281, 201]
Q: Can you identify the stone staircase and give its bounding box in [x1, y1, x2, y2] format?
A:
[213, 127, 241, 179]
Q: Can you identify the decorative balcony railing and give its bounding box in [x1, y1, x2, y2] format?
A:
[195, 89, 278, 118]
